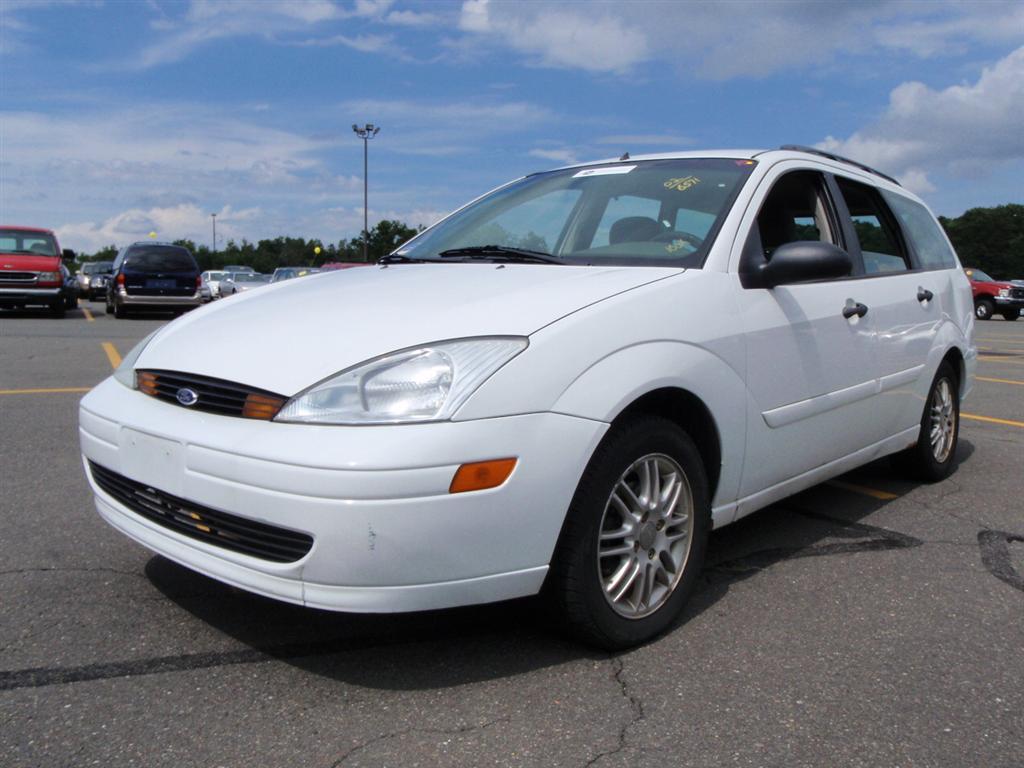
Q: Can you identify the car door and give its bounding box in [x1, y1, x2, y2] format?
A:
[734, 165, 883, 499]
[829, 176, 948, 437]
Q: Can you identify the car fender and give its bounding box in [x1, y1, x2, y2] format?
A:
[548, 340, 747, 519]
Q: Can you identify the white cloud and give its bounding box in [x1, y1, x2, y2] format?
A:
[528, 148, 578, 165]
[57, 203, 261, 253]
[454, 1, 1024, 80]
[295, 33, 394, 52]
[385, 9, 440, 27]
[817, 46, 1024, 193]
[457, 0, 648, 74]
[595, 134, 693, 147]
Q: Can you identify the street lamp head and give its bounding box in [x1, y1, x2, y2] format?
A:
[372, 126, 380, 137]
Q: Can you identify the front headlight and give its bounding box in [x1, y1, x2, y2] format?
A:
[998, 288, 1010, 298]
[275, 337, 528, 425]
[113, 330, 160, 389]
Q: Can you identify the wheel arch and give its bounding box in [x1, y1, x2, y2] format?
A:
[611, 388, 722, 504]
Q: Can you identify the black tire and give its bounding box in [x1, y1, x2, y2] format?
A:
[974, 299, 994, 320]
[105, 299, 113, 315]
[894, 362, 960, 483]
[1001, 312, 1019, 321]
[546, 416, 710, 650]
[114, 300, 127, 319]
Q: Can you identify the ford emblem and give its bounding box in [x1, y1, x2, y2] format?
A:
[176, 388, 199, 406]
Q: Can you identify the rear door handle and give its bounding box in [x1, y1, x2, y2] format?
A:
[843, 302, 869, 319]
[917, 287, 934, 302]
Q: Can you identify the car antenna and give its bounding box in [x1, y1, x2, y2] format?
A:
[619, 151, 630, 161]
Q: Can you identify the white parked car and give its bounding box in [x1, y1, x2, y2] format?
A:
[200, 270, 229, 299]
[79, 147, 976, 648]
[219, 272, 270, 296]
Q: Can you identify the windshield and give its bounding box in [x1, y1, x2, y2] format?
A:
[399, 159, 756, 267]
[234, 273, 268, 283]
[968, 268, 995, 282]
[125, 246, 196, 272]
[0, 229, 58, 256]
[84, 261, 113, 275]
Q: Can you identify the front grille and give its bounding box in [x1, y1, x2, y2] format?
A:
[0, 272, 38, 283]
[136, 369, 286, 420]
[89, 461, 314, 563]
[1011, 288, 1024, 300]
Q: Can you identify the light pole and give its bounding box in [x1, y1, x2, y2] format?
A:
[352, 123, 380, 261]
[210, 213, 217, 255]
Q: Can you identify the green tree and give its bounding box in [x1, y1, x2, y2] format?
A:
[940, 204, 1024, 279]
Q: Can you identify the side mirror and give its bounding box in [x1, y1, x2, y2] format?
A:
[62, 249, 76, 261]
[752, 241, 852, 289]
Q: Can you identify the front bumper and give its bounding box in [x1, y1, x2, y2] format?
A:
[80, 376, 606, 612]
[0, 286, 61, 305]
[993, 296, 1024, 313]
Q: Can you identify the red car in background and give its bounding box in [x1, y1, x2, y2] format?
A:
[0, 226, 76, 317]
[965, 267, 1024, 321]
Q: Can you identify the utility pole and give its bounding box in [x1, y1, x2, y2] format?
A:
[210, 213, 217, 255]
[352, 123, 380, 261]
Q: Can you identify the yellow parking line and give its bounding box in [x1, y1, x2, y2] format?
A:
[978, 356, 1024, 366]
[977, 376, 1024, 386]
[0, 387, 91, 395]
[101, 342, 121, 370]
[826, 480, 899, 501]
[82, 307, 94, 322]
[962, 413, 1024, 429]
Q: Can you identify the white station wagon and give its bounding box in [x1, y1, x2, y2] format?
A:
[80, 147, 976, 648]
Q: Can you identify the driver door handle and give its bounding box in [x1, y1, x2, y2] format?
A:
[843, 302, 869, 319]
[917, 287, 934, 302]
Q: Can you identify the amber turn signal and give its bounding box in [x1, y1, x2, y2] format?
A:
[449, 458, 517, 494]
[136, 371, 159, 396]
[242, 392, 286, 420]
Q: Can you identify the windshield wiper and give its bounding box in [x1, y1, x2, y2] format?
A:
[378, 253, 435, 264]
[437, 245, 564, 264]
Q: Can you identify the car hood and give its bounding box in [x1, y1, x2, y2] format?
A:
[137, 263, 681, 395]
[0, 253, 61, 269]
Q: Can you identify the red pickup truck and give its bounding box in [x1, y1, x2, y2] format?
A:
[0, 226, 75, 317]
[965, 267, 1024, 321]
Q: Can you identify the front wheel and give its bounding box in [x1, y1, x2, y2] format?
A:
[894, 362, 960, 482]
[975, 299, 994, 320]
[547, 416, 710, 650]
[1002, 311, 1020, 322]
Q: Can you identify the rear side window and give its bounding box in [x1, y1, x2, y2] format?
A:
[125, 247, 196, 272]
[882, 192, 957, 270]
[834, 177, 909, 274]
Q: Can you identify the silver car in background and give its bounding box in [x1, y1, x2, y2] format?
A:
[219, 272, 271, 296]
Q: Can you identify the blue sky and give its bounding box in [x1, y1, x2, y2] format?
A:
[2, 0, 1022, 253]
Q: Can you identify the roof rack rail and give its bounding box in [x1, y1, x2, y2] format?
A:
[778, 144, 901, 187]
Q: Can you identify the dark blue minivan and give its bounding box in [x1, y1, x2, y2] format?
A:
[106, 243, 201, 318]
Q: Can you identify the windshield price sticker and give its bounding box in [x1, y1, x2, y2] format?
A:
[573, 165, 637, 178]
[664, 176, 701, 192]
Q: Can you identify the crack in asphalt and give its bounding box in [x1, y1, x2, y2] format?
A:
[0, 566, 146, 579]
[978, 530, 1024, 593]
[329, 717, 509, 767]
[583, 657, 645, 767]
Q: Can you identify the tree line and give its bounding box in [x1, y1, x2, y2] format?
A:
[73, 205, 1024, 279]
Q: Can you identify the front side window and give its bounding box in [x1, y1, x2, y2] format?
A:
[399, 159, 757, 267]
[753, 171, 839, 257]
[835, 177, 909, 274]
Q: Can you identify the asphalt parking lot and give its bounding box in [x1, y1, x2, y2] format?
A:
[2, 300, 1022, 768]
